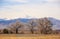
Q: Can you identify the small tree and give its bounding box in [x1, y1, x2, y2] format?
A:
[3, 29, 9, 34]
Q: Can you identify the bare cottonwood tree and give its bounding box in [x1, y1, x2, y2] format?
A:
[28, 19, 41, 34]
[9, 20, 32, 34]
[38, 18, 53, 34]
[8, 20, 22, 34]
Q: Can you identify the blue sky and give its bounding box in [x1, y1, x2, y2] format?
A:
[0, 0, 60, 19]
[0, 0, 46, 6]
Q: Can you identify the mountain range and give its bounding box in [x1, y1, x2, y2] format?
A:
[0, 17, 60, 30]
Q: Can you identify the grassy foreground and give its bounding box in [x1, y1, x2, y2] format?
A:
[0, 34, 60, 39]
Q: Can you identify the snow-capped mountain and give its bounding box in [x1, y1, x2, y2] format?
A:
[48, 17, 60, 30]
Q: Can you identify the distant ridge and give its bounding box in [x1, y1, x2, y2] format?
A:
[0, 17, 60, 30]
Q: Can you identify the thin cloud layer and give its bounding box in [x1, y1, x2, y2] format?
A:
[3, 0, 29, 2]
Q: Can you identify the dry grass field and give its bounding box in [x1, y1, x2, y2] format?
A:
[0, 34, 60, 39]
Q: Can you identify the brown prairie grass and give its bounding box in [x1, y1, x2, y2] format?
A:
[0, 34, 60, 39]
